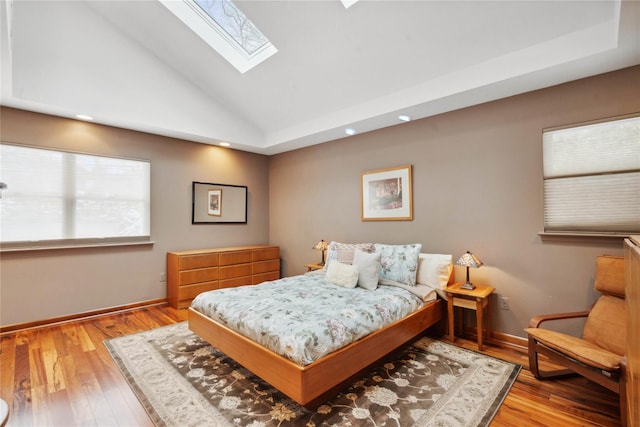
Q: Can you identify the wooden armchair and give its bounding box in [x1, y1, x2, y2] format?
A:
[525, 255, 627, 426]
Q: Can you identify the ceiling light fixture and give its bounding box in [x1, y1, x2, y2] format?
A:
[75, 114, 94, 121]
[220, 142, 231, 147]
[345, 128, 356, 136]
[398, 114, 411, 122]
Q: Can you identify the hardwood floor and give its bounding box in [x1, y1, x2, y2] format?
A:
[0, 305, 621, 426]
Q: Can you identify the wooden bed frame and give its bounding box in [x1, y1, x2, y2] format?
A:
[188, 296, 445, 408]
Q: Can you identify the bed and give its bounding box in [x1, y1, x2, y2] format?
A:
[188, 243, 453, 408]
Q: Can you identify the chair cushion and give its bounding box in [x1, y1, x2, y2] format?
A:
[525, 327, 622, 371]
[583, 294, 626, 356]
[594, 255, 625, 297]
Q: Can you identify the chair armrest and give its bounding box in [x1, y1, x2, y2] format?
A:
[528, 310, 591, 328]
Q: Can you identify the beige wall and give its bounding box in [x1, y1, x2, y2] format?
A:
[1, 66, 638, 336]
[269, 66, 640, 339]
[0, 107, 270, 326]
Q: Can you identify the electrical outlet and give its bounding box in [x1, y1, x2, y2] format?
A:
[160, 272, 166, 282]
[498, 296, 510, 310]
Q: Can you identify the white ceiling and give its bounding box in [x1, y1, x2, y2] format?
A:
[1, 0, 639, 155]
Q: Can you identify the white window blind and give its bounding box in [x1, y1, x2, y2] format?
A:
[542, 115, 640, 234]
[0, 144, 150, 247]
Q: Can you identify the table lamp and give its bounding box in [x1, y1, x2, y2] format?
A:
[312, 240, 328, 265]
[455, 251, 483, 290]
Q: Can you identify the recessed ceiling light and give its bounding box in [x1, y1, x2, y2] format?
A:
[345, 128, 356, 136]
[220, 142, 231, 147]
[398, 114, 411, 122]
[75, 114, 94, 121]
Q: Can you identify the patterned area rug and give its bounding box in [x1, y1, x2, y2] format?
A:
[105, 322, 520, 427]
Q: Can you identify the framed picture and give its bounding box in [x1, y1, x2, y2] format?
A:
[207, 189, 222, 216]
[192, 182, 247, 224]
[361, 165, 413, 221]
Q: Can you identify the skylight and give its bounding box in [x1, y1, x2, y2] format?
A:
[193, 0, 268, 55]
[160, 0, 277, 73]
[341, 0, 360, 8]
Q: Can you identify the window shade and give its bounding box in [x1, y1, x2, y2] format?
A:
[542, 115, 640, 234]
[0, 144, 150, 245]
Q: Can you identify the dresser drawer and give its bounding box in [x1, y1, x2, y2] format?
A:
[252, 271, 280, 285]
[179, 267, 219, 285]
[219, 250, 252, 266]
[178, 253, 218, 270]
[219, 263, 252, 280]
[178, 281, 218, 307]
[219, 276, 252, 289]
[253, 246, 280, 261]
[253, 259, 280, 274]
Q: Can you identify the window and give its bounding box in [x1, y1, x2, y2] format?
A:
[0, 144, 150, 248]
[542, 114, 640, 235]
[160, 0, 277, 74]
[193, 0, 269, 55]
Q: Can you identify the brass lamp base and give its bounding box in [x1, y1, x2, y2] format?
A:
[460, 282, 476, 290]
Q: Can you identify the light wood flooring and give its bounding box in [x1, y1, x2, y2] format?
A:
[0, 305, 622, 426]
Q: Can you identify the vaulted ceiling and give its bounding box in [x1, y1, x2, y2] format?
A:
[1, 0, 639, 155]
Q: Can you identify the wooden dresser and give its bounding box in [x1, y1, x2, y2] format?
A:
[167, 245, 280, 309]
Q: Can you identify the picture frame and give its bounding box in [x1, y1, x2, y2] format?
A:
[207, 189, 222, 216]
[192, 181, 247, 224]
[361, 165, 413, 221]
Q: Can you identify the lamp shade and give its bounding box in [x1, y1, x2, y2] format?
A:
[312, 240, 328, 251]
[455, 251, 483, 269]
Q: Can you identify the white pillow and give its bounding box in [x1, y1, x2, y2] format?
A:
[416, 253, 453, 290]
[325, 260, 359, 288]
[352, 249, 381, 290]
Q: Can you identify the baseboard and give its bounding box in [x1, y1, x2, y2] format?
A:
[460, 325, 529, 351]
[490, 330, 528, 350]
[0, 298, 168, 336]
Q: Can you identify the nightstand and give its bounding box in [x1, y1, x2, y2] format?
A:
[305, 263, 324, 272]
[445, 282, 495, 351]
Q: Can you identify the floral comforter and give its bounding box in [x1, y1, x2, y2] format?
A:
[190, 273, 424, 366]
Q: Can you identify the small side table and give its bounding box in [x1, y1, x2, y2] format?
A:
[305, 263, 324, 272]
[445, 282, 495, 351]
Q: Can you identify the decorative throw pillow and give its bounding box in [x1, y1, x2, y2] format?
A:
[352, 249, 381, 290]
[325, 260, 359, 288]
[324, 242, 375, 268]
[416, 253, 453, 289]
[374, 243, 422, 286]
